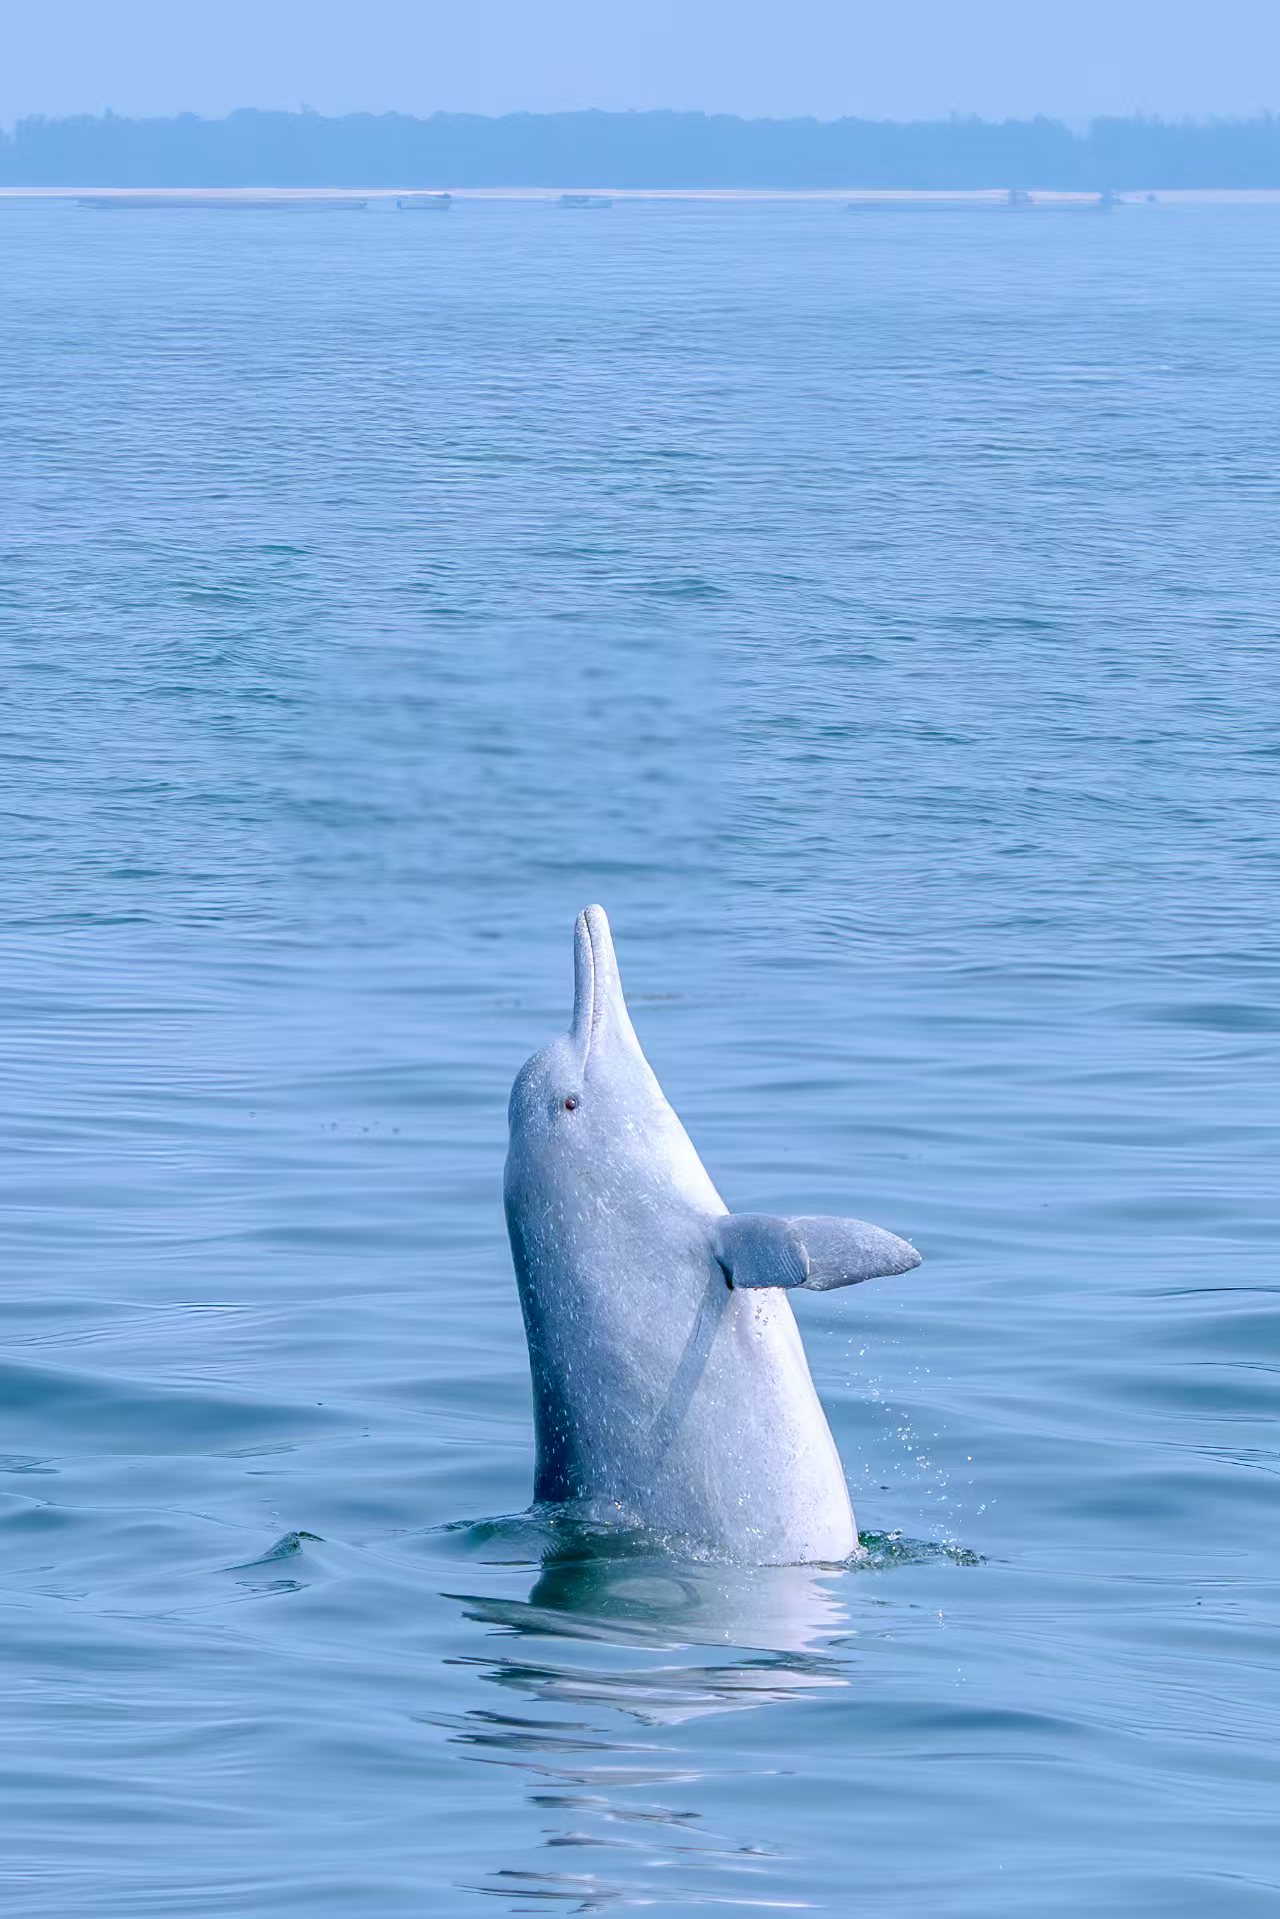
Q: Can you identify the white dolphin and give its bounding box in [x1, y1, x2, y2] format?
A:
[504, 905, 920, 1564]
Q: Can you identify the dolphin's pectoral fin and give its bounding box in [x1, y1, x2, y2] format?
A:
[712, 1215, 809, 1289]
[786, 1215, 923, 1289]
[712, 1213, 921, 1292]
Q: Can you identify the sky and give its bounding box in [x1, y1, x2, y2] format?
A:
[4, 0, 1279, 126]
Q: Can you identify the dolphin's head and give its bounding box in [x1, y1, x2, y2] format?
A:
[505, 905, 719, 1226]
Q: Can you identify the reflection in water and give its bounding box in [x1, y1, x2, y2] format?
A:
[436, 1521, 854, 1909]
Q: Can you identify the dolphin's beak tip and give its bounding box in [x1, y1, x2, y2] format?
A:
[578, 904, 616, 963]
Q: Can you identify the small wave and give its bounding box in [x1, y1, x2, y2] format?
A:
[435, 1507, 982, 1575]
[855, 1530, 984, 1569]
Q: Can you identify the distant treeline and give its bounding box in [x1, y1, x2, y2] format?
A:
[5, 109, 1280, 189]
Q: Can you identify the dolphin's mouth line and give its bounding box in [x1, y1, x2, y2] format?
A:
[575, 908, 600, 1068]
[574, 904, 632, 1072]
[582, 920, 597, 1065]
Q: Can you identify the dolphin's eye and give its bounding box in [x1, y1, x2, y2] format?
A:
[563, 1097, 578, 1112]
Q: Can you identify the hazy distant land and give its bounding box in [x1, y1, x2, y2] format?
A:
[4, 108, 1280, 190]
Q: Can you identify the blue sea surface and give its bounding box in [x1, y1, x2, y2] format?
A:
[1, 198, 1277, 1916]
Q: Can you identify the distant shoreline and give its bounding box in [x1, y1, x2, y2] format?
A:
[6, 186, 1280, 205]
[7, 108, 1280, 195]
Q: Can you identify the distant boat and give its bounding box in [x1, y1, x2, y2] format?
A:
[560, 193, 613, 209]
[75, 194, 367, 211]
[397, 193, 452, 211]
[1034, 190, 1124, 212]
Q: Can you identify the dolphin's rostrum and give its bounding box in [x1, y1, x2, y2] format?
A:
[504, 905, 921, 1564]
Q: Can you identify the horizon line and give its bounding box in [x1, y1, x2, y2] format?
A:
[6, 105, 1280, 130]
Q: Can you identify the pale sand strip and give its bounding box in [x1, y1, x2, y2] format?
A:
[2, 185, 1280, 205]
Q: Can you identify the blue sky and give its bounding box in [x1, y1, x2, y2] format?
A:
[6, 0, 1277, 124]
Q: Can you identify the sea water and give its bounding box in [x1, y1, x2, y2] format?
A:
[1, 198, 1277, 1915]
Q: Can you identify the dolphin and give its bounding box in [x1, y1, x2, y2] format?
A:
[504, 905, 921, 1565]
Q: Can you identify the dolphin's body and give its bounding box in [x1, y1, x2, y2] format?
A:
[504, 906, 921, 1565]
